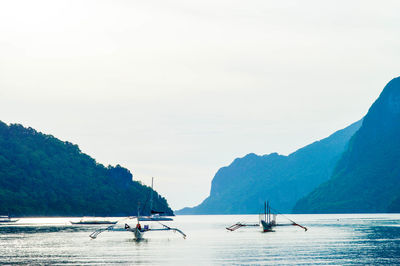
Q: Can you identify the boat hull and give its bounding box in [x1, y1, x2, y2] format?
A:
[134, 228, 144, 240]
[0, 219, 19, 223]
[71, 221, 117, 225]
[138, 217, 173, 221]
[261, 220, 273, 232]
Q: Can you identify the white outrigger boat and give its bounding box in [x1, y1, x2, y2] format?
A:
[89, 178, 186, 241]
[122, 215, 186, 240]
[89, 214, 186, 240]
[226, 201, 307, 233]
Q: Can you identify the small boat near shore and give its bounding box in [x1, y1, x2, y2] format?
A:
[0, 215, 19, 223]
[137, 211, 173, 221]
[70, 218, 118, 225]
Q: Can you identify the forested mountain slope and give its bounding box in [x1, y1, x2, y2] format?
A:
[293, 77, 400, 213]
[0, 122, 173, 216]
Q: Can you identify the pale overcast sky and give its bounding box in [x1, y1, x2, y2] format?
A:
[0, 0, 399, 209]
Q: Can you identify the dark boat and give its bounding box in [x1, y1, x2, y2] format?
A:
[0, 215, 19, 223]
[260, 201, 275, 232]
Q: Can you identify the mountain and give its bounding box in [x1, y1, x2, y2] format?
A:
[177, 120, 362, 215]
[293, 77, 400, 213]
[0, 121, 173, 216]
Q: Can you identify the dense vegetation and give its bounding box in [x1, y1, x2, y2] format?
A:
[0, 122, 173, 217]
[177, 120, 362, 214]
[293, 77, 400, 213]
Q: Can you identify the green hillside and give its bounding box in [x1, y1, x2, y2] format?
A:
[0, 122, 173, 216]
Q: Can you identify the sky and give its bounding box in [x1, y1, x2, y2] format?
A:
[0, 0, 399, 210]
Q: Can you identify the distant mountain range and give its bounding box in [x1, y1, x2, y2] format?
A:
[293, 77, 400, 213]
[179, 77, 400, 215]
[177, 120, 362, 214]
[0, 122, 173, 216]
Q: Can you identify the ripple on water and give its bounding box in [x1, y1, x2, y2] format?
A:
[1, 214, 400, 264]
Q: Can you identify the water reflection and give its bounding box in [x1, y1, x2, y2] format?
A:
[127, 238, 149, 244]
[0, 225, 82, 234]
[0, 214, 399, 264]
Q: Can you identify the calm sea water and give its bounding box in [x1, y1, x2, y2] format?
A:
[1, 214, 400, 265]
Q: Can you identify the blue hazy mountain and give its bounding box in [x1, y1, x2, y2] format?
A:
[293, 77, 400, 213]
[0, 122, 173, 216]
[177, 120, 362, 214]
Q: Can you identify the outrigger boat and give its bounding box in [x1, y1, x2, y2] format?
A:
[260, 201, 276, 232]
[133, 178, 173, 222]
[226, 201, 307, 233]
[122, 215, 186, 240]
[89, 211, 186, 241]
[89, 178, 186, 240]
[0, 215, 19, 223]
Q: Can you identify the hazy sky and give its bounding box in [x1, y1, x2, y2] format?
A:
[1, 0, 399, 209]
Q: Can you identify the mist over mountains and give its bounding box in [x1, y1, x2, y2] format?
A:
[179, 77, 400, 215]
[293, 77, 400, 213]
[177, 120, 362, 214]
[2, 77, 399, 216]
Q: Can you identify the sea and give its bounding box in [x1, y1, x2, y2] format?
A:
[1, 214, 400, 265]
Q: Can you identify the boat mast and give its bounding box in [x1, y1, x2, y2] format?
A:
[264, 201, 267, 222]
[137, 202, 141, 222]
[150, 177, 154, 214]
